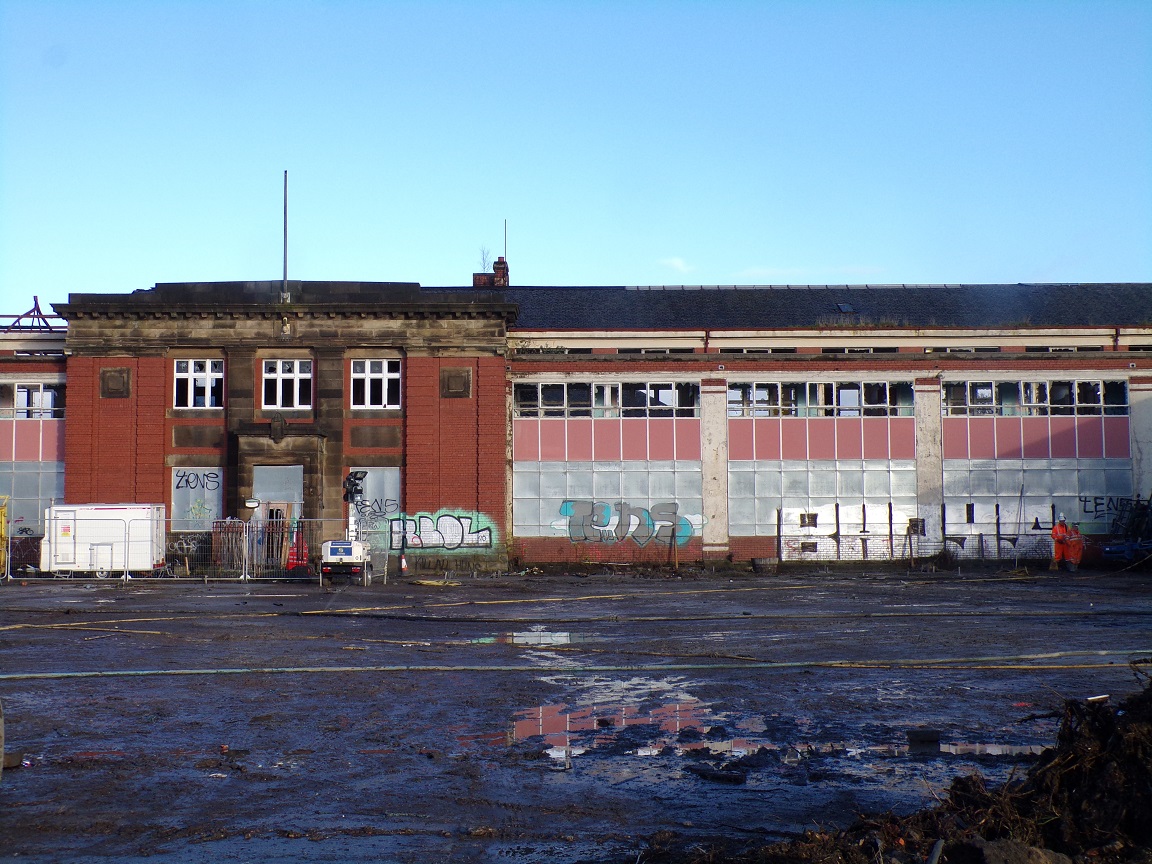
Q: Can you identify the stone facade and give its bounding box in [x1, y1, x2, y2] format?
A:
[55, 281, 516, 567]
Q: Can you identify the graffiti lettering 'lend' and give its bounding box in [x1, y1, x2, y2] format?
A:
[390, 512, 494, 551]
[560, 500, 693, 547]
[1079, 496, 1129, 520]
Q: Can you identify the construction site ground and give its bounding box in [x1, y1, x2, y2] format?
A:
[1, 564, 1149, 863]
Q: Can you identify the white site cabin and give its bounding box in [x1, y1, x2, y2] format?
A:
[40, 504, 167, 577]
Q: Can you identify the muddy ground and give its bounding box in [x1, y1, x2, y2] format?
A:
[1, 566, 1149, 863]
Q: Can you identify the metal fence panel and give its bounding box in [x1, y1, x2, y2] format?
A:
[777, 518, 1055, 565]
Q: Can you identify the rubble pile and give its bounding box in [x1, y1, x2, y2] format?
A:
[639, 673, 1152, 864]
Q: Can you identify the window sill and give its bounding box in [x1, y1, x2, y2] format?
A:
[347, 408, 403, 419]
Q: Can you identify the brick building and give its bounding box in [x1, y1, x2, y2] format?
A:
[53, 280, 514, 567]
[9, 272, 1152, 571]
[0, 300, 67, 537]
[502, 282, 1152, 565]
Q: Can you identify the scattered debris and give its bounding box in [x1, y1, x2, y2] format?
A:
[682, 763, 748, 784]
[639, 675, 1152, 862]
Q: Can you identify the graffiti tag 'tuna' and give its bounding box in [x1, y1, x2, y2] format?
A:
[560, 500, 693, 547]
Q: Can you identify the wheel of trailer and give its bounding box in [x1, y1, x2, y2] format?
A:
[94, 569, 110, 579]
[361, 564, 373, 587]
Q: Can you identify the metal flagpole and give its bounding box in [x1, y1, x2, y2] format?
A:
[282, 171, 288, 301]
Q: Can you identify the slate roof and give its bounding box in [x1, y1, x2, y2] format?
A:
[56, 281, 1152, 331]
[58, 280, 513, 315]
[496, 284, 1152, 331]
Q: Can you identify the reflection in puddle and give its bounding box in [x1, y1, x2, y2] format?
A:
[512, 699, 1048, 764]
[515, 698, 768, 761]
[472, 631, 595, 646]
[942, 743, 1045, 756]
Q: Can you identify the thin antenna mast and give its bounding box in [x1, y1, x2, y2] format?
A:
[282, 170, 289, 302]
[504, 219, 507, 259]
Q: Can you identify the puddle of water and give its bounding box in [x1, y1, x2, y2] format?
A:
[941, 743, 1046, 756]
[512, 698, 1049, 764]
[472, 631, 596, 646]
[537, 674, 698, 705]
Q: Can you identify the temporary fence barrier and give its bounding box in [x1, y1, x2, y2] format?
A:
[5, 517, 392, 582]
[1, 510, 1117, 578]
[777, 518, 1055, 566]
[1, 513, 475, 582]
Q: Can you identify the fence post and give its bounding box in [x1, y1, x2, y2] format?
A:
[776, 508, 783, 564]
[120, 518, 130, 582]
[995, 504, 1002, 561]
[834, 503, 841, 560]
[240, 521, 251, 582]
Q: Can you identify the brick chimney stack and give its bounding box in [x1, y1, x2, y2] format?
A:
[472, 256, 510, 288]
[492, 256, 509, 287]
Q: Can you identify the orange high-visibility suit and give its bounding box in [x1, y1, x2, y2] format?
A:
[1066, 525, 1084, 569]
[1051, 519, 1071, 565]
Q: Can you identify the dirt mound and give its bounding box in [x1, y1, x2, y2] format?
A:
[637, 669, 1152, 864]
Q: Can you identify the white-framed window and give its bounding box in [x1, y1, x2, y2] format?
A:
[10, 383, 65, 419]
[621, 382, 699, 417]
[513, 381, 699, 418]
[351, 360, 401, 408]
[941, 379, 1129, 416]
[174, 359, 224, 408]
[726, 380, 914, 417]
[171, 467, 224, 529]
[262, 359, 313, 409]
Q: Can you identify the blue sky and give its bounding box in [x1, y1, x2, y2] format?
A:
[2, 0, 1150, 319]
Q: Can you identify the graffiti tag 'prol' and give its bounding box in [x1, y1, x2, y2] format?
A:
[559, 500, 694, 547]
[390, 512, 495, 551]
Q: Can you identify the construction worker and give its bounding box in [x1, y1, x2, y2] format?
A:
[1066, 522, 1085, 572]
[1051, 514, 1071, 570]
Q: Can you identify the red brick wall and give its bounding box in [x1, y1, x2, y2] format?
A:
[511, 536, 703, 565]
[403, 356, 508, 542]
[728, 536, 779, 560]
[64, 356, 167, 505]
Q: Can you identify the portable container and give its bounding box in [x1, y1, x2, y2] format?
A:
[39, 504, 166, 577]
[320, 539, 373, 585]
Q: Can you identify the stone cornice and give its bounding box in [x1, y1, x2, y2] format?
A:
[56, 304, 517, 323]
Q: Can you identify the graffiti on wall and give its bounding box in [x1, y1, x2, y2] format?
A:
[558, 500, 697, 547]
[389, 511, 496, 551]
[171, 467, 223, 526]
[353, 496, 401, 530]
[174, 469, 220, 491]
[1078, 496, 1130, 521]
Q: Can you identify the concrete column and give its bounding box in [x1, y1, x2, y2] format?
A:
[914, 377, 944, 542]
[1130, 377, 1152, 499]
[224, 347, 257, 429]
[223, 347, 257, 515]
[700, 378, 730, 558]
[313, 347, 346, 523]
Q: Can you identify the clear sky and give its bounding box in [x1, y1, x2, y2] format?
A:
[2, 0, 1150, 319]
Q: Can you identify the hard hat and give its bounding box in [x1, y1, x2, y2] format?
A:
[1058, 514, 1066, 522]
